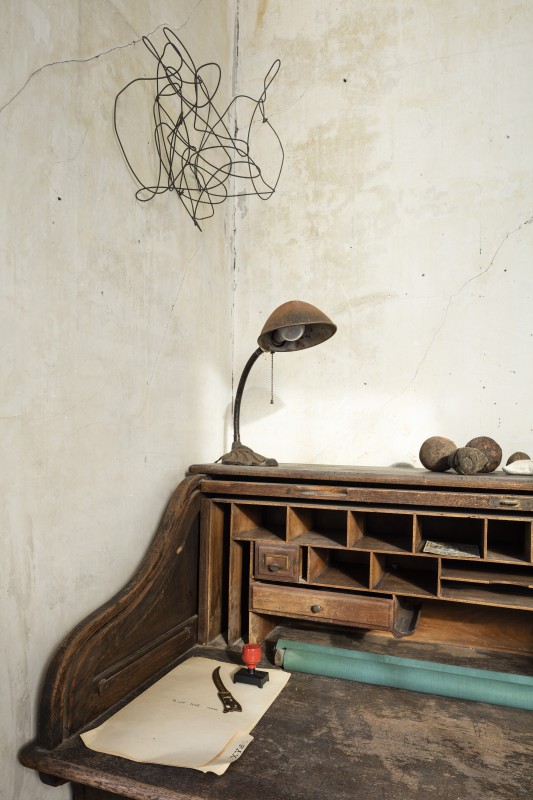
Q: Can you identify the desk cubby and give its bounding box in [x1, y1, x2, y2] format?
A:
[486, 519, 532, 563]
[371, 553, 439, 598]
[349, 510, 413, 552]
[231, 502, 287, 541]
[288, 506, 347, 547]
[307, 547, 370, 590]
[415, 514, 485, 556]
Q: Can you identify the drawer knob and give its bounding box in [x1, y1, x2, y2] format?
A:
[268, 564, 281, 572]
[499, 499, 519, 507]
[311, 604, 322, 613]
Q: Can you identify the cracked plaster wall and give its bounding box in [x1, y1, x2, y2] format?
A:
[233, 0, 533, 467]
[1, 1, 235, 797]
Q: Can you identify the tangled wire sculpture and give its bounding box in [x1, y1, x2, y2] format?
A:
[113, 28, 283, 230]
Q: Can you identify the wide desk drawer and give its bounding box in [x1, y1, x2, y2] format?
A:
[251, 582, 394, 631]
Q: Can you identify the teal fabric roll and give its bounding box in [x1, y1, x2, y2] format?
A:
[276, 639, 533, 710]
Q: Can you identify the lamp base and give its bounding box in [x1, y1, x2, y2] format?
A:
[219, 442, 278, 467]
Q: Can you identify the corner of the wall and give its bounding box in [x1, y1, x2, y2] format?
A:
[227, 0, 242, 414]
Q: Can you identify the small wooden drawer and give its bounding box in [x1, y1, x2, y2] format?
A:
[251, 582, 394, 631]
[255, 542, 301, 583]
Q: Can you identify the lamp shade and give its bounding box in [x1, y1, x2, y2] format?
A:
[257, 300, 337, 353]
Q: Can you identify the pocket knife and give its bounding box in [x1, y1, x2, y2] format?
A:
[212, 667, 242, 713]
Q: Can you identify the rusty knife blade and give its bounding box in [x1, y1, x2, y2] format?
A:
[212, 667, 242, 713]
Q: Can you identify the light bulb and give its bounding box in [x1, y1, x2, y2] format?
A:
[276, 324, 305, 342]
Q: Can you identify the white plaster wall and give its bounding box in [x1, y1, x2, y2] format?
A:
[1, 2, 235, 797]
[4, 1, 533, 798]
[233, 0, 533, 468]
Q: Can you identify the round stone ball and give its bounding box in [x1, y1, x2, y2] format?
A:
[506, 451, 531, 465]
[465, 436, 502, 473]
[419, 436, 457, 472]
[450, 447, 489, 475]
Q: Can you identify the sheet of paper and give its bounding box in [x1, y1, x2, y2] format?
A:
[81, 657, 290, 774]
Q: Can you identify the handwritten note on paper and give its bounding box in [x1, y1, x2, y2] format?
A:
[81, 657, 290, 775]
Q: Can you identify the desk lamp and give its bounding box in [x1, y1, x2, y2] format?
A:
[220, 300, 336, 467]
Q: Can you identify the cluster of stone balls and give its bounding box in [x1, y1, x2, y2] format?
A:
[419, 436, 530, 475]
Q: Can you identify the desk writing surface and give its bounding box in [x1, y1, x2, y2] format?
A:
[22, 643, 533, 800]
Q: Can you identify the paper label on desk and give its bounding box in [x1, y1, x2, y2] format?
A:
[81, 657, 290, 774]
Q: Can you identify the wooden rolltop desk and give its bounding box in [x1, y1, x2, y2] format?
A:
[19, 465, 533, 799]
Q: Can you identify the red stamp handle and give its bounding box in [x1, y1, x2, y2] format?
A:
[242, 643, 262, 671]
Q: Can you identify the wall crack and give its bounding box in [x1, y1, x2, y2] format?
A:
[1, 0, 206, 115]
[403, 211, 533, 391]
[313, 210, 533, 462]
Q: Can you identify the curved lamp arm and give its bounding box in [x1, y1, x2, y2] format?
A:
[232, 347, 263, 447]
[220, 347, 277, 467]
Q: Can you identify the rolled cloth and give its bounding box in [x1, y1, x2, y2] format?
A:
[275, 639, 533, 710]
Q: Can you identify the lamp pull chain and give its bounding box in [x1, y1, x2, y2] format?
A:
[270, 352, 274, 404]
